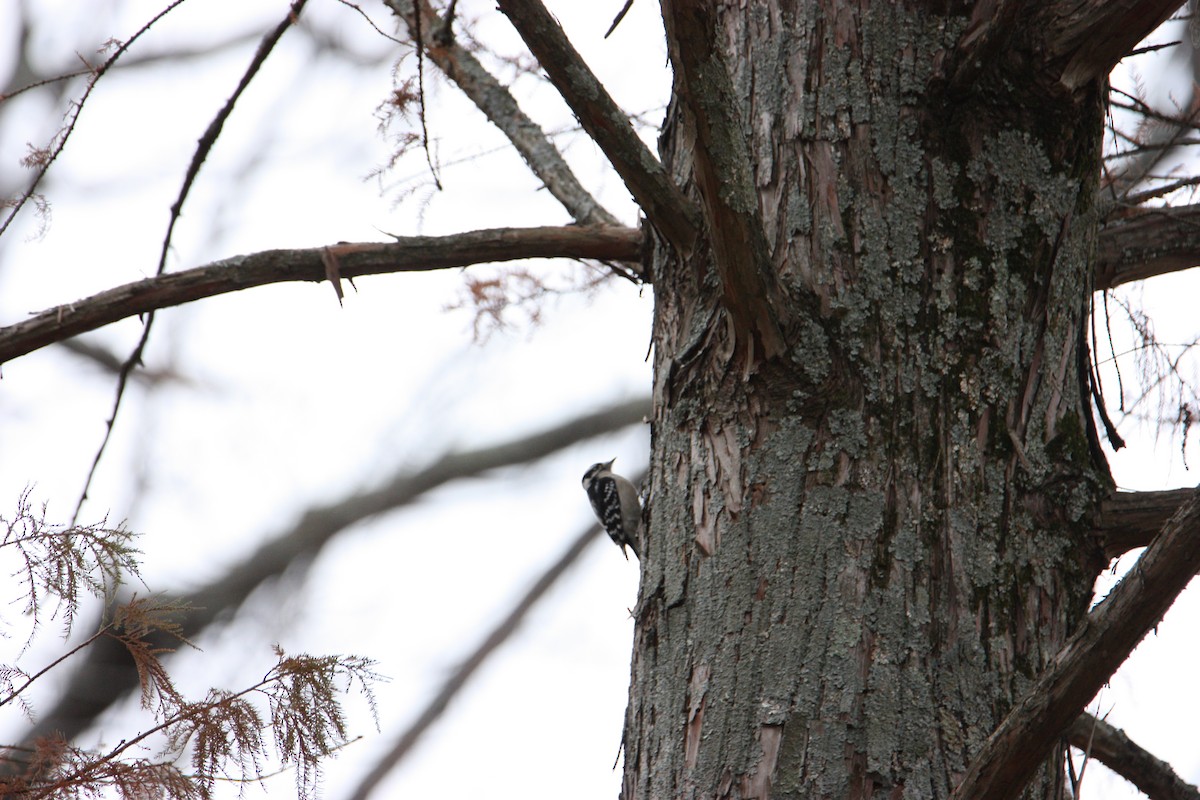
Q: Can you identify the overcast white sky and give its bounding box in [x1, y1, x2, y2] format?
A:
[0, 2, 1198, 799]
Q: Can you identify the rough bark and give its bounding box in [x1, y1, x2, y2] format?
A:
[1093, 488, 1195, 558]
[956, 488, 1200, 800]
[624, 3, 1141, 798]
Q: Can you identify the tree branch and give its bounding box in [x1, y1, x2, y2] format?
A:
[1096, 204, 1200, 291]
[0, 225, 641, 367]
[493, 0, 700, 254]
[382, 0, 621, 229]
[1092, 488, 1194, 558]
[659, 0, 786, 360]
[1048, 1, 1183, 91]
[955, 486, 1200, 800]
[950, 1, 1181, 93]
[8, 397, 651, 755]
[1067, 713, 1200, 800]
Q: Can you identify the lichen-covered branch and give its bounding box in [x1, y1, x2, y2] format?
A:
[956, 487, 1200, 800]
[382, 0, 620, 228]
[493, 0, 699, 253]
[0, 225, 641, 366]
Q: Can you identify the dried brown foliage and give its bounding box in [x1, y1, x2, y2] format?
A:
[446, 262, 621, 341]
[0, 494, 378, 799]
[3, 646, 378, 799]
[1, 488, 139, 643]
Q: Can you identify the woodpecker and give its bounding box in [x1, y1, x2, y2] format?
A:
[582, 459, 642, 559]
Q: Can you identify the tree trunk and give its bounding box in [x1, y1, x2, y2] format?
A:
[627, 3, 1111, 798]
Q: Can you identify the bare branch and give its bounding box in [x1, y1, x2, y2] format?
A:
[8, 397, 650, 752]
[0, 0, 191, 240]
[1097, 204, 1200, 290]
[382, 0, 620, 228]
[0, 225, 642, 367]
[1104, 83, 1200, 199]
[1067, 713, 1200, 800]
[1093, 488, 1193, 558]
[955, 486, 1200, 800]
[494, 0, 700, 253]
[604, 0, 636, 39]
[659, 0, 786, 360]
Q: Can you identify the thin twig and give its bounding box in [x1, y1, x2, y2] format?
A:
[72, 0, 311, 524]
[0, 0, 191, 240]
[410, 1, 443, 190]
[604, 0, 635, 38]
[383, 0, 621, 229]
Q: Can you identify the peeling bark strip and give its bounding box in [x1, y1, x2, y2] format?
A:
[660, 1, 786, 360]
[683, 662, 711, 774]
[0, 226, 640, 366]
[955, 488, 1200, 800]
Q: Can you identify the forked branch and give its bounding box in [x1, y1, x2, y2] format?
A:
[383, 0, 620, 228]
[659, 0, 786, 359]
[0, 225, 640, 367]
[955, 487, 1200, 800]
[494, 0, 700, 253]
